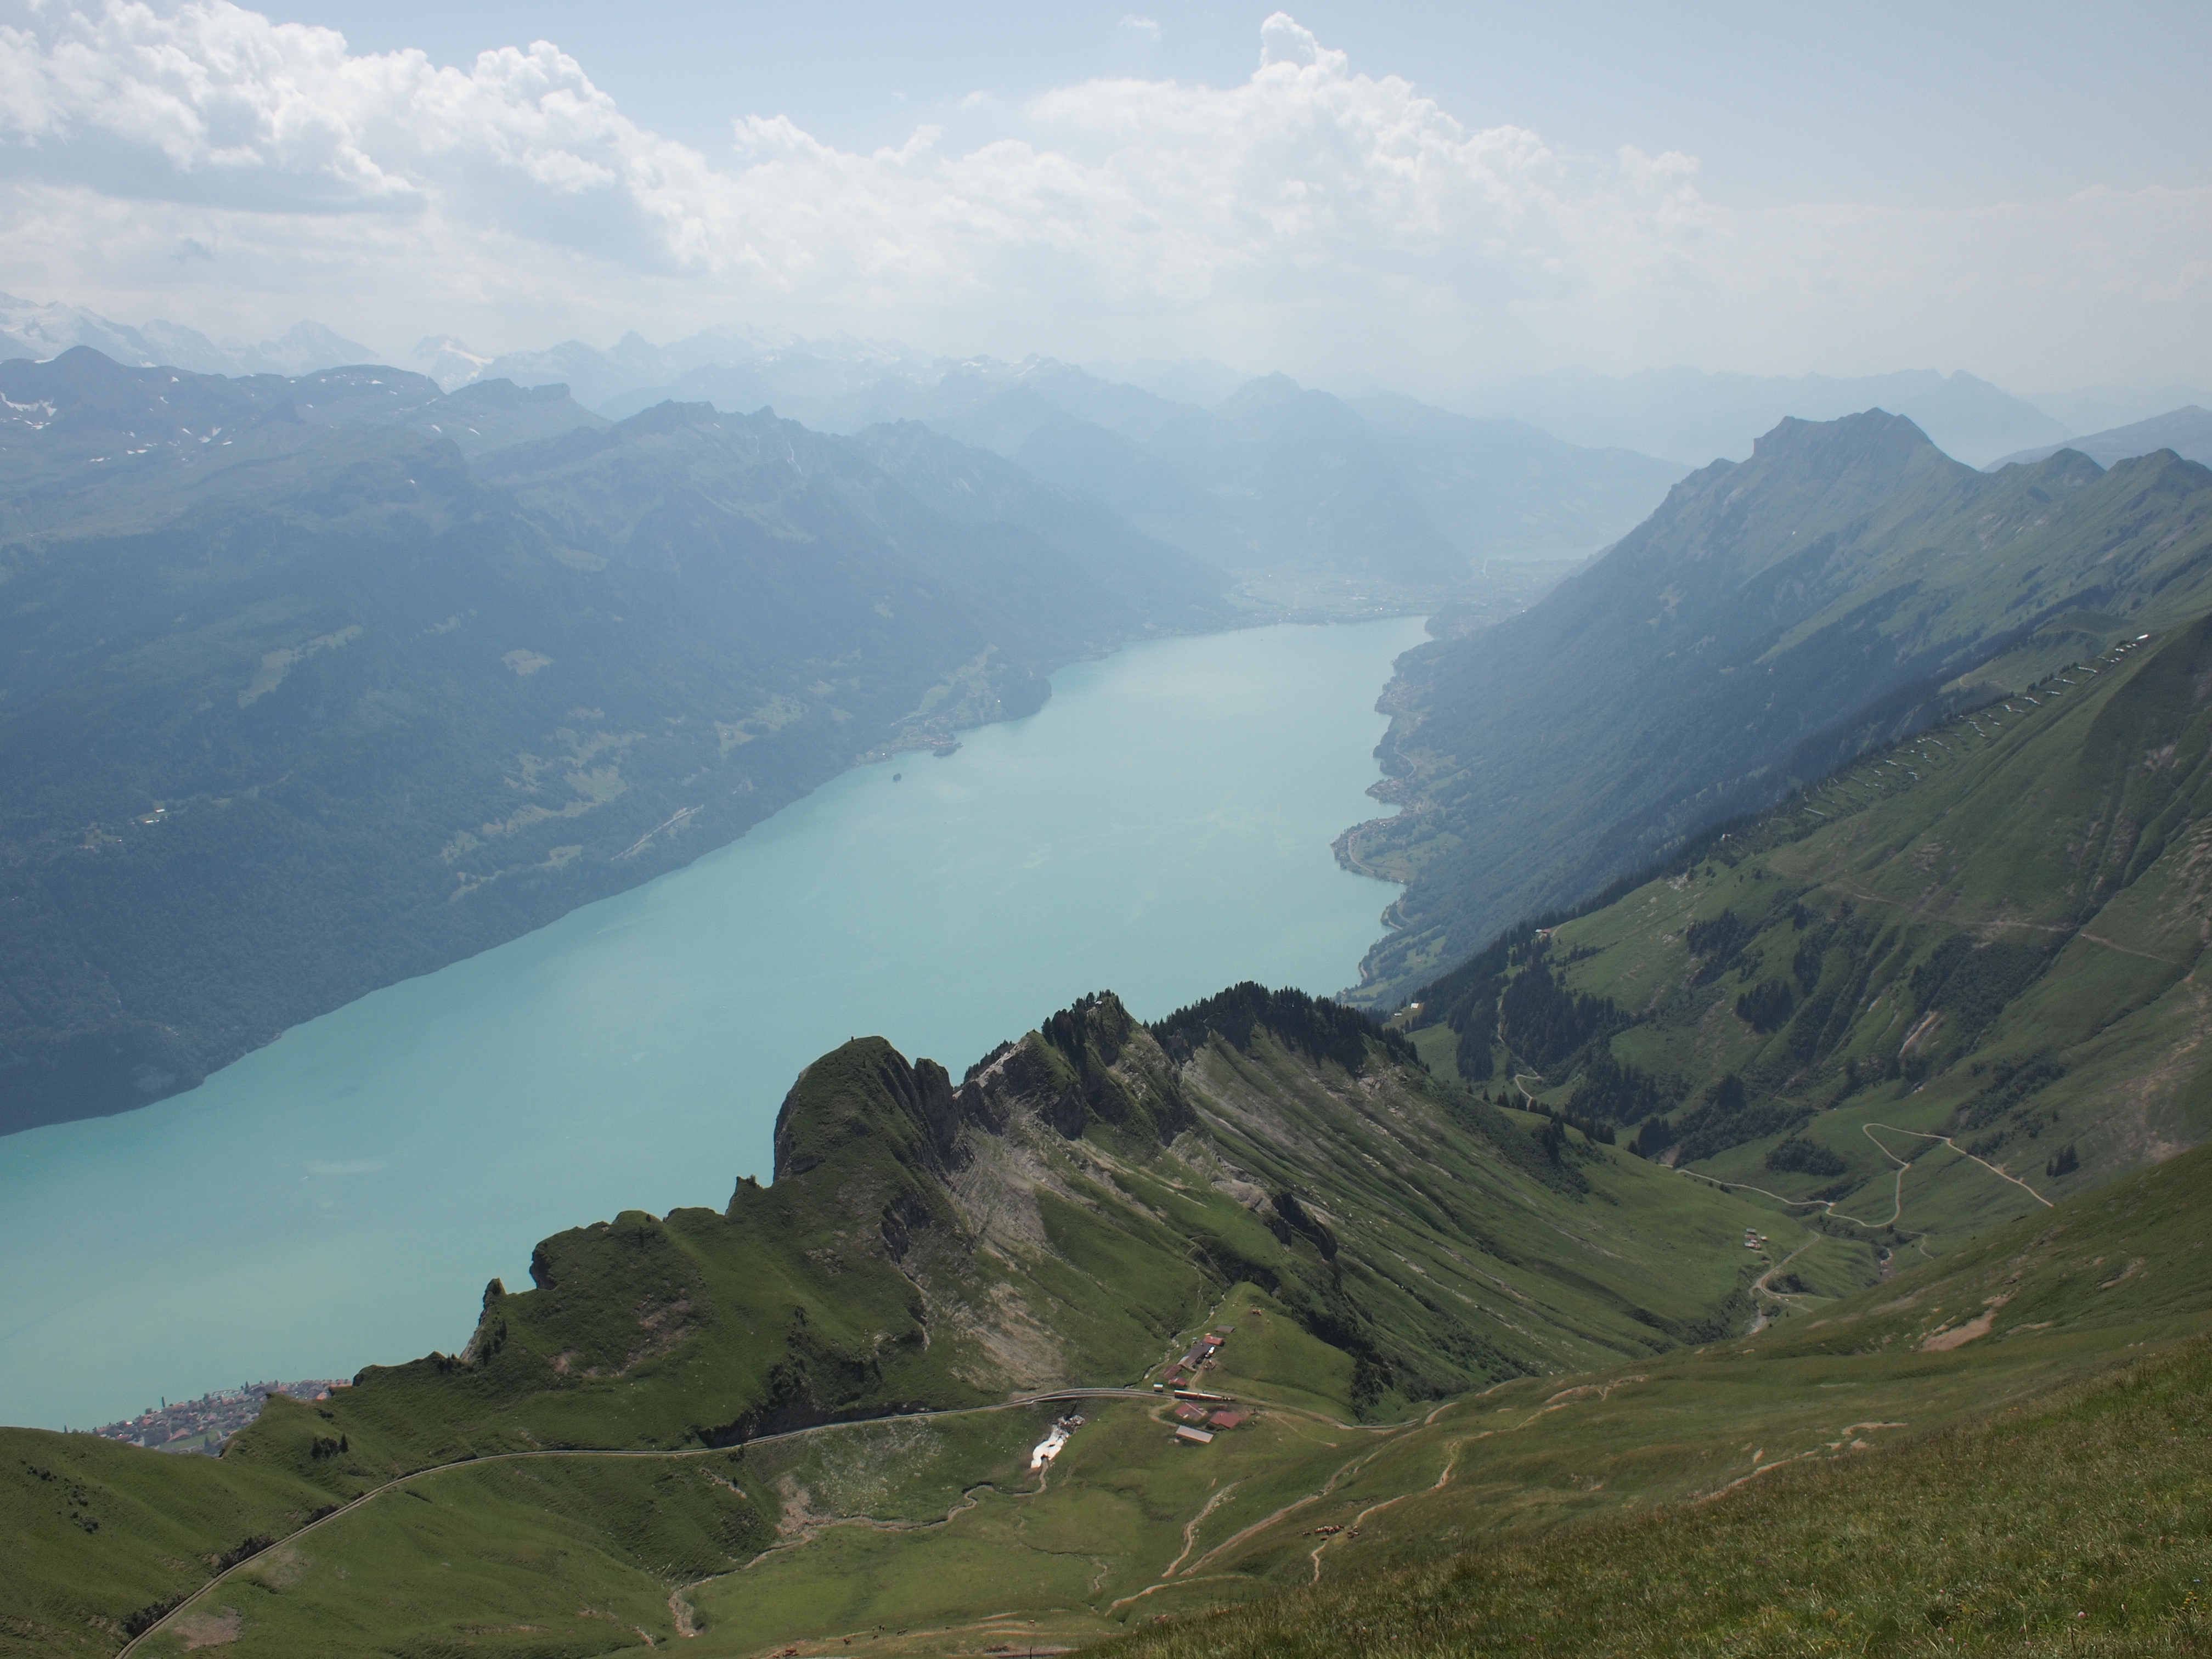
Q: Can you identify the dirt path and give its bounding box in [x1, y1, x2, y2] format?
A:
[1751, 1236, 1819, 1300]
[1674, 1114, 2049, 1249]
[1745, 1236, 1823, 1334]
[116, 1399, 1060, 1657]
[1691, 1420, 1909, 1505]
[1170, 1375, 1649, 1597]
[1119, 1435, 1401, 1606]
[1857, 1125, 1915, 1228]
[1824, 882, 2187, 968]
[1161, 1481, 1243, 1578]
[1861, 1122, 2052, 1210]
[1305, 1436, 1476, 1583]
[1673, 1167, 1891, 1231]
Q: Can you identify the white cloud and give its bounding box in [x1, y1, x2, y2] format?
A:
[0, 1, 2203, 390]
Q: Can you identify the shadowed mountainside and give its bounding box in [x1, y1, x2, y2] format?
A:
[1346, 410, 2212, 1003]
[1403, 609, 2212, 1241]
[0, 348, 1228, 1133]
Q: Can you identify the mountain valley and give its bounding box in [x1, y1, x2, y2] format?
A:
[2, 333, 2209, 1659]
[7, 608, 2210, 1648]
[6, 0, 2211, 1650]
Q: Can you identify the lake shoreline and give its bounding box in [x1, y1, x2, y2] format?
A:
[2, 617, 1431, 1430]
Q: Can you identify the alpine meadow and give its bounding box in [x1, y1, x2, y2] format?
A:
[2, 4, 2209, 1657]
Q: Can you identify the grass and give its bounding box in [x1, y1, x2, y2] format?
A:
[684, 1387, 1390, 1653]
[681, 1143, 2212, 1654]
[10, 993, 2203, 1657]
[0, 1431, 333, 1657]
[1197, 1286, 1359, 1419]
[19, 1135, 2207, 1658]
[127, 1453, 766, 1658]
[1088, 1144, 2212, 1658]
[1094, 1337, 2212, 1659]
[1413, 614, 2212, 1257]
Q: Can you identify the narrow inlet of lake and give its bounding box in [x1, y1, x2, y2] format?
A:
[0, 617, 1427, 1429]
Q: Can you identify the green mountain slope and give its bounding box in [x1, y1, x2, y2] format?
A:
[262, 988, 1778, 1460]
[14, 1053, 2206, 1657]
[1405, 609, 2212, 1245]
[0, 351, 1227, 1132]
[1099, 1142, 2212, 1659]
[1348, 410, 2212, 1003]
[0, 986, 1786, 1654]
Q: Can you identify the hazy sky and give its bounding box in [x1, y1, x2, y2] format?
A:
[1, 0, 2207, 393]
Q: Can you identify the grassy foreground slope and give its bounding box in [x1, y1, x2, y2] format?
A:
[1408, 608, 2212, 1250]
[0, 990, 1782, 1656]
[108, 1108, 2209, 1659]
[1098, 1141, 2212, 1659]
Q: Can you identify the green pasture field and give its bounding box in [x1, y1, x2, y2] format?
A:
[1101, 1336, 2212, 1658]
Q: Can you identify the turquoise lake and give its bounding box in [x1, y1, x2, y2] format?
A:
[0, 617, 1427, 1430]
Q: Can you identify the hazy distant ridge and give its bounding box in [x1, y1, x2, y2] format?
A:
[1452, 364, 2070, 469]
[0, 291, 376, 380]
[1989, 404, 2212, 470]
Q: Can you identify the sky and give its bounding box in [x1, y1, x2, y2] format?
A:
[0, 0, 2207, 396]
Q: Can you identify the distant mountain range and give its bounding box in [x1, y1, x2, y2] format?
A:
[420, 328, 2069, 472]
[0, 304, 1700, 582]
[1990, 404, 2212, 470]
[0, 292, 377, 381]
[432, 338, 1695, 576]
[13, 291, 2198, 477]
[1447, 365, 2072, 469]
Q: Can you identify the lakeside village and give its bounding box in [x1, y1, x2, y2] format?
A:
[93, 1379, 353, 1455]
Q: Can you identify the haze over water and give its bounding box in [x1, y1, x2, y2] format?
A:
[0, 617, 1427, 1430]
